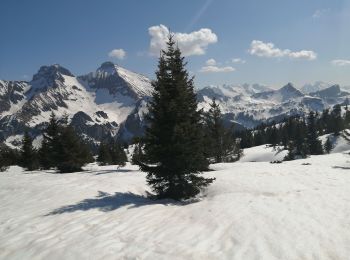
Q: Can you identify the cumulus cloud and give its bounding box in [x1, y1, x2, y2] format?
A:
[232, 58, 246, 64]
[108, 49, 126, 60]
[331, 59, 350, 66]
[249, 40, 317, 60]
[205, 58, 217, 66]
[288, 50, 317, 60]
[199, 65, 235, 73]
[148, 24, 218, 56]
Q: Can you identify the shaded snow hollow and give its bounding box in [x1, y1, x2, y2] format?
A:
[1, 146, 350, 259]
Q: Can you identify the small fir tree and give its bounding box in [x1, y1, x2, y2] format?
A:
[331, 104, 343, 136]
[97, 142, 112, 166]
[307, 111, 323, 155]
[324, 136, 333, 154]
[39, 112, 60, 169]
[284, 141, 295, 161]
[131, 137, 146, 165]
[21, 131, 39, 171]
[110, 142, 127, 167]
[56, 125, 91, 173]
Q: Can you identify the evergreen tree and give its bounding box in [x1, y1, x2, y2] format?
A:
[239, 130, 254, 148]
[97, 142, 112, 166]
[0, 145, 12, 171]
[110, 141, 127, 167]
[97, 141, 127, 166]
[253, 130, 265, 146]
[20, 131, 39, 171]
[39, 112, 60, 169]
[320, 109, 332, 134]
[284, 141, 295, 161]
[0, 144, 20, 171]
[344, 106, 350, 129]
[0, 151, 9, 172]
[324, 136, 333, 154]
[131, 137, 146, 165]
[204, 98, 240, 163]
[267, 125, 279, 147]
[294, 118, 308, 158]
[307, 111, 323, 155]
[56, 125, 92, 173]
[140, 35, 214, 200]
[331, 104, 343, 135]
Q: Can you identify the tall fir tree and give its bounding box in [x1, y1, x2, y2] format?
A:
[294, 118, 308, 158]
[140, 35, 214, 200]
[21, 131, 39, 171]
[204, 98, 225, 163]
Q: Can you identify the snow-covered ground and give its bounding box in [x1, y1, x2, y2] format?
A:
[1, 148, 350, 259]
[238, 145, 288, 162]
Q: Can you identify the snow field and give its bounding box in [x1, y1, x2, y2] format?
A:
[1, 148, 350, 259]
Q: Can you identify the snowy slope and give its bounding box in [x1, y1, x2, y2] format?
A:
[1, 149, 350, 259]
[239, 145, 288, 162]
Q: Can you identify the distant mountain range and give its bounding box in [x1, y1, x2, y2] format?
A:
[197, 82, 350, 129]
[1, 62, 349, 148]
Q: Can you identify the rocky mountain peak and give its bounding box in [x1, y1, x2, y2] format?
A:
[32, 64, 74, 82]
[96, 61, 118, 76]
[310, 84, 347, 98]
[278, 83, 303, 99]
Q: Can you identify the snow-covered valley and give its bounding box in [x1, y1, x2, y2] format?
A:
[1, 146, 350, 259]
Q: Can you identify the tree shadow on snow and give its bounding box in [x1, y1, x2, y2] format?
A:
[45, 191, 196, 216]
[332, 166, 350, 170]
[90, 169, 135, 175]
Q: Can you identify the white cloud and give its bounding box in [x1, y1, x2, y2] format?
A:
[108, 49, 126, 60]
[148, 24, 218, 56]
[249, 40, 317, 61]
[199, 65, 235, 73]
[289, 50, 317, 60]
[205, 58, 217, 66]
[232, 58, 246, 64]
[331, 59, 350, 66]
[312, 9, 329, 19]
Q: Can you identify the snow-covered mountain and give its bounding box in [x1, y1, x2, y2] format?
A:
[197, 83, 350, 129]
[301, 81, 331, 94]
[1, 63, 350, 148]
[0, 63, 153, 148]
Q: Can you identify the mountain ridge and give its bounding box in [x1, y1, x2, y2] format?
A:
[1, 63, 350, 148]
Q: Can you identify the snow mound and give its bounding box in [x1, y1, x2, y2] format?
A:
[239, 145, 288, 162]
[320, 131, 350, 154]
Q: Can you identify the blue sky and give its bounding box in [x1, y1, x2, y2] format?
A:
[1, 0, 350, 88]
